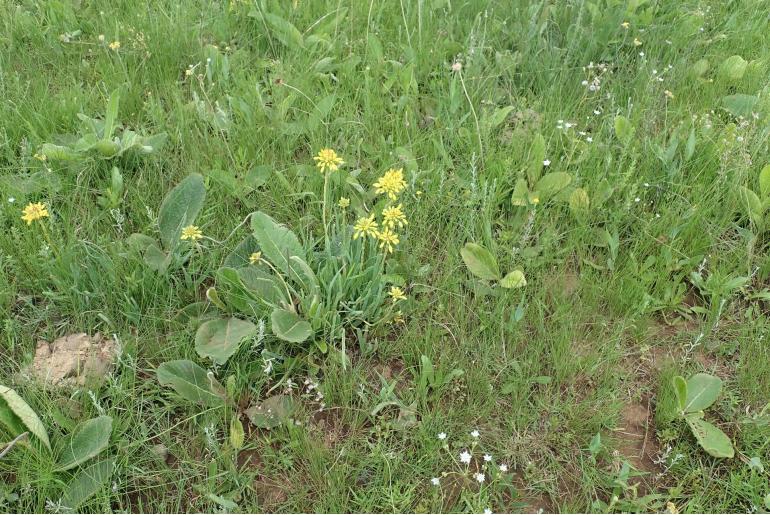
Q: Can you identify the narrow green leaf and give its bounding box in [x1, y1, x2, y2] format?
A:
[527, 133, 546, 185]
[759, 164, 770, 200]
[673, 376, 688, 412]
[103, 89, 120, 140]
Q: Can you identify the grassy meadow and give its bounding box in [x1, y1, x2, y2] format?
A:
[1, 0, 770, 512]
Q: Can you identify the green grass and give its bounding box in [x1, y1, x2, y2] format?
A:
[1, 0, 770, 512]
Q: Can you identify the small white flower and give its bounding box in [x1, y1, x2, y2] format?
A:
[7, 197, 15, 203]
[644, 182, 650, 187]
[431, 477, 440, 486]
[586, 136, 593, 142]
[484, 509, 492, 515]
[470, 430, 480, 438]
[437, 432, 447, 440]
[635, 197, 641, 202]
[460, 451, 472, 464]
[593, 109, 601, 115]
[543, 159, 551, 166]
[474, 472, 486, 483]
[451, 61, 462, 72]
[639, 52, 645, 57]
[483, 454, 492, 462]
[499, 463, 509, 472]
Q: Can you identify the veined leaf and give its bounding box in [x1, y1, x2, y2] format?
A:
[500, 270, 527, 289]
[157, 360, 226, 407]
[195, 317, 257, 365]
[251, 211, 306, 275]
[684, 373, 722, 413]
[158, 174, 206, 250]
[62, 458, 114, 510]
[686, 414, 734, 458]
[0, 385, 51, 450]
[460, 243, 501, 281]
[271, 308, 312, 343]
[56, 416, 112, 471]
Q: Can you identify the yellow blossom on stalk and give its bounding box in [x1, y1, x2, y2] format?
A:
[373, 168, 407, 200]
[633, 38, 642, 47]
[338, 197, 350, 208]
[108, 41, 121, 50]
[621, 21, 630, 29]
[664, 90, 674, 99]
[389, 286, 407, 302]
[33, 153, 47, 161]
[313, 148, 344, 173]
[249, 251, 262, 264]
[21, 202, 49, 225]
[382, 204, 408, 229]
[376, 227, 399, 253]
[180, 225, 203, 241]
[665, 502, 679, 514]
[353, 215, 378, 239]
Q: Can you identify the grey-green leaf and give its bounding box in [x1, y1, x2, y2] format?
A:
[759, 164, 770, 200]
[722, 94, 758, 118]
[271, 308, 312, 343]
[673, 375, 688, 412]
[534, 172, 572, 199]
[719, 55, 747, 81]
[500, 270, 527, 289]
[251, 211, 306, 275]
[62, 458, 113, 511]
[158, 174, 206, 250]
[156, 360, 226, 407]
[460, 243, 501, 281]
[527, 133, 546, 185]
[0, 385, 51, 450]
[246, 395, 294, 429]
[195, 317, 257, 365]
[686, 415, 734, 458]
[56, 416, 112, 471]
[684, 373, 722, 413]
[614, 115, 635, 145]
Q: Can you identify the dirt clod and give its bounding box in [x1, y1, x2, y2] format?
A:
[25, 333, 119, 387]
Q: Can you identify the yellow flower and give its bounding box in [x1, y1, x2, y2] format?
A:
[33, 153, 47, 161]
[664, 90, 674, 99]
[249, 251, 262, 264]
[338, 197, 350, 208]
[382, 204, 408, 229]
[373, 168, 407, 200]
[665, 502, 679, 514]
[313, 148, 344, 173]
[621, 21, 630, 29]
[633, 38, 642, 47]
[376, 227, 399, 253]
[389, 286, 407, 302]
[180, 225, 203, 241]
[108, 40, 121, 50]
[353, 215, 378, 239]
[21, 202, 49, 225]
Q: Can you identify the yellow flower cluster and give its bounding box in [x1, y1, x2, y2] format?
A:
[21, 202, 49, 225]
[313, 148, 344, 174]
[351, 168, 412, 254]
[373, 168, 407, 200]
[180, 225, 203, 241]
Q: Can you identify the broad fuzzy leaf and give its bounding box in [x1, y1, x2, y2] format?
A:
[500, 270, 527, 289]
[0, 385, 51, 450]
[246, 395, 294, 429]
[684, 373, 722, 413]
[460, 243, 501, 281]
[157, 360, 226, 407]
[271, 308, 312, 343]
[158, 174, 206, 250]
[719, 55, 747, 81]
[62, 459, 114, 510]
[56, 416, 112, 471]
[534, 172, 572, 199]
[251, 211, 306, 275]
[686, 414, 734, 458]
[195, 317, 257, 365]
[759, 164, 770, 200]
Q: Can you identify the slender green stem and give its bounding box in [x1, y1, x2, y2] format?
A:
[322, 172, 330, 243]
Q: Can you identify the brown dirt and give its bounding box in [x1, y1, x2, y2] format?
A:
[614, 399, 662, 483]
[253, 476, 289, 510]
[24, 332, 119, 387]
